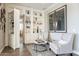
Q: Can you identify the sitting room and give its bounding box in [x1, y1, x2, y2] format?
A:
[0, 3, 79, 56]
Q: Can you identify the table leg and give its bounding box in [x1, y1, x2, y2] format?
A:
[36, 44, 37, 53]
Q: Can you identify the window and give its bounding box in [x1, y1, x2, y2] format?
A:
[49, 5, 67, 32]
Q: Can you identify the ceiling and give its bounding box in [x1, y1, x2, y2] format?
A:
[13, 3, 53, 10]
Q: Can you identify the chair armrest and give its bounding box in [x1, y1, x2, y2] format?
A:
[58, 40, 69, 47]
[58, 40, 67, 44]
[51, 40, 60, 48]
[53, 39, 60, 43]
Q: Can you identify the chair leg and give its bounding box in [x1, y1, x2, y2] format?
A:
[49, 48, 51, 50]
[70, 53, 73, 56]
[56, 54, 58, 56]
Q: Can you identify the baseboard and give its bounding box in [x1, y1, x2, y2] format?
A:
[0, 46, 5, 53]
[73, 51, 79, 56]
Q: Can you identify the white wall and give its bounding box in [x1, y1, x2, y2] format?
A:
[67, 4, 79, 51]
[44, 3, 79, 54]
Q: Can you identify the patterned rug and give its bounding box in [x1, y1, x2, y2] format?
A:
[27, 44, 55, 56]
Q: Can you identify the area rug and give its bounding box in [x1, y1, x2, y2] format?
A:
[27, 44, 55, 56]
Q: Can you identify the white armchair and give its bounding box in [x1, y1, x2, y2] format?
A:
[49, 33, 74, 56]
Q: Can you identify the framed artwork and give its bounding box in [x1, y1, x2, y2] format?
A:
[48, 5, 67, 33]
[33, 11, 37, 16]
[26, 10, 30, 15]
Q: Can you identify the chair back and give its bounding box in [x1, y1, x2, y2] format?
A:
[50, 33, 62, 41]
[62, 33, 74, 42]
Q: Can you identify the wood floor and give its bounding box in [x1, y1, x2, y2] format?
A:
[0, 46, 32, 56]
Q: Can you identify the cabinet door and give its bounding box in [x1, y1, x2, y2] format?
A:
[0, 30, 4, 52]
[14, 9, 20, 49]
[25, 33, 31, 44]
[24, 16, 31, 44]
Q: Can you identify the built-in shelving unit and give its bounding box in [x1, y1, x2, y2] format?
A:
[8, 11, 14, 34]
[33, 11, 43, 33]
[24, 9, 44, 44]
[32, 10, 44, 41]
[24, 9, 31, 44]
[8, 8, 20, 50]
[25, 16, 31, 33]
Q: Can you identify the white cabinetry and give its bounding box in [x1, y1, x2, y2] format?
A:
[8, 8, 20, 50]
[23, 9, 44, 44]
[24, 15, 31, 44]
[32, 11, 44, 41]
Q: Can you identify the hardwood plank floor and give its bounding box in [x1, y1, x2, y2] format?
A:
[0, 46, 31, 56]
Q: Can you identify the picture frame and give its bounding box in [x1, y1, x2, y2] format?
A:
[48, 5, 67, 33]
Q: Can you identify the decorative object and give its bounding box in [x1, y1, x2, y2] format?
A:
[26, 10, 30, 14]
[33, 17, 37, 24]
[8, 11, 14, 34]
[25, 16, 31, 24]
[33, 11, 37, 16]
[49, 5, 67, 32]
[26, 26, 30, 28]
[0, 4, 6, 31]
[39, 13, 42, 16]
[20, 14, 24, 19]
[33, 16, 43, 33]
[36, 28, 38, 33]
[24, 16, 31, 33]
